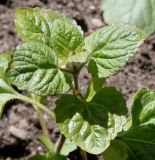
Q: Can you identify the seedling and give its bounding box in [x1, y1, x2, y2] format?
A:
[1, 7, 155, 160]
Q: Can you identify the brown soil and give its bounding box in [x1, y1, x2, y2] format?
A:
[0, 0, 155, 159]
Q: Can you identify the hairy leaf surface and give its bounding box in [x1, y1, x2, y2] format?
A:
[55, 87, 127, 154]
[15, 7, 84, 65]
[7, 42, 71, 96]
[85, 24, 145, 78]
[102, 0, 155, 36]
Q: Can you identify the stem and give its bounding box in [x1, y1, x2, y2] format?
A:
[60, 68, 74, 74]
[73, 73, 78, 90]
[30, 94, 50, 138]
[34, 106, 49, 137]
[73, 73, 84, 100]
[13, 93, 55, 120]
[54, 134, 66, 154]
[72, 72, 88, 160]
[80, 149, 88, 160]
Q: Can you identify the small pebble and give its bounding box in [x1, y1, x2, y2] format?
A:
[92, 18, 103, 27]
[37, 146, 43, 152]
[9, 126, 28, 140]
[89, 5, 96, 13]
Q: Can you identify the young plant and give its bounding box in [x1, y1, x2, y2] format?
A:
[1, 7, 154, 160]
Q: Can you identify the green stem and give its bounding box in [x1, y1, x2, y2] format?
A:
[72, 71, 88, 160]
[73, 72, 79, 91]
[54, 134, 66, 154]
[34, 106, 49, 137]
[30, 94, 50, 138]
[80, 149, 88, 160]
[73, 73, 84, 101]
[13, 93, 55, 120]
[60, 68, 74, 74]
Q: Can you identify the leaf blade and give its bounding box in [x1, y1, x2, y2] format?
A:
[122, 89, 155, 144]
[92, 87, 128, 115]
[103, 139, 155, 160]
[0, 53, 11, 80]
[102, 0, 155, 36]
[15, 7, 84, 64]
[55, 87, 127, 154]
[7, 42, 71, 96]
[0, 79, 17, 117]
[85, 24, 145, 78]
[103, 139, 129, 160]
[85, 77, 105, 102]
[60, 139, 77, 156]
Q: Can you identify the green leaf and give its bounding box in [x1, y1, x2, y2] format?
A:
[85, 24, 145, 78]
[55, 87, 127, 154]
[125, 141, 155, 160]
[103, 139, 128, 160]
[122, 89, 155, 144]
[102, 0, 155, 36]
[122, 116, 132, 132]
[103, 139, 155, 160]
[92, 87, 128, 115]
[0, 79, 17, 117]
[7, 42, 71, 96]
[0, 53, 11, 80]
[60, 139, 77, 156]
[85, 77, 105, 102]
[0, 53, 17, 117]
[38, 136, 54, 153]
[15, 7, 84, 66]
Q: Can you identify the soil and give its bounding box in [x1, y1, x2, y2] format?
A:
[0, 0, 155, 159]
